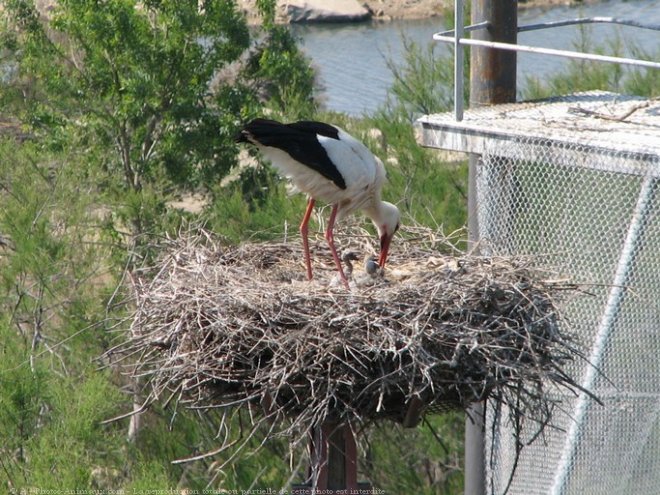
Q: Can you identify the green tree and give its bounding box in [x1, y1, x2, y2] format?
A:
[0, 138, 128, 489]
[385, 36, 466, 119]
[4, 0, 247, 190]
[1, 0, 315, 242]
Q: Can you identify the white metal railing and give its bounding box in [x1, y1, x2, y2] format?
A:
[436, 4, 660, 122]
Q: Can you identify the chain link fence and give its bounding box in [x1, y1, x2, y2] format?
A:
[417, 92, 660, 494]
[478, 139, 660, 494]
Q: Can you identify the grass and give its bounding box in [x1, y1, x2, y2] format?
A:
[522, 28, 659, 99]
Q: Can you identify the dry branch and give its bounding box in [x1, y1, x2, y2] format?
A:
[113, 224, 590, 461]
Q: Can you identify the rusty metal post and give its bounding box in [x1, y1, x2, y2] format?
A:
[469, 1, 518, 106]
[309, 422, 358, 490]
[465, 2, 518, 495]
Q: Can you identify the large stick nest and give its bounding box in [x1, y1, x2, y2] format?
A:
[120, 224, 587, 439]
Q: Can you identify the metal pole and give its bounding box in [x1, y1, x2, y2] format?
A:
[465, 2, 517, 495]
[454, 0, 465, 121]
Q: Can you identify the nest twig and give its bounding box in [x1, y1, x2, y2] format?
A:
[112, 223, 591, 468]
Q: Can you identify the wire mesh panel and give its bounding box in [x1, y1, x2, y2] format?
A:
[416, 92, 660, 495]
[478, 142, 660, 495]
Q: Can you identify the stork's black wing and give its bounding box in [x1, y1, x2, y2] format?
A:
[236, 118, 346, 190]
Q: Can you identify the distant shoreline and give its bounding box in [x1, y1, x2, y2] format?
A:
[237, 0, 601, 25]
[18, 0, 602, 25]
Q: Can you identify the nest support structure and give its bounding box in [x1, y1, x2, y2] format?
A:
[116, 224, 593, 469]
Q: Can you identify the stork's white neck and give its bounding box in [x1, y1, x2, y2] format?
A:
[364, 199, 400, 238]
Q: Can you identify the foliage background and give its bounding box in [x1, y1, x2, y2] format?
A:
[0, 0, 656, 492]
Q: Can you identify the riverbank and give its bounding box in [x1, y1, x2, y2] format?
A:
[18, 0, 602, 25]
[238, 0, 601, 24]
[363, 0, 600, 21]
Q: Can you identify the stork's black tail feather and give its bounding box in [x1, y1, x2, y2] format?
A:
[234, 118, 283, 144]
[236, 118, 341, 145]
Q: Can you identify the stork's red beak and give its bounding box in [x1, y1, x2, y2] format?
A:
[378, 233, 393, 268]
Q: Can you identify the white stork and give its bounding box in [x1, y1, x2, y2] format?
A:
[236, 118, 400, 289]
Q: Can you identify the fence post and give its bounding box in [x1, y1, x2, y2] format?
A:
[292, 422, 370, 493]
[465, 2, 518, 495]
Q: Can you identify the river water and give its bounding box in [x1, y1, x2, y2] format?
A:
[291, 0, 660, 115]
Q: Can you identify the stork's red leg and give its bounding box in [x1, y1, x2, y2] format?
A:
[300, 198, 315, 280]
[325, 204, 350, 290]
